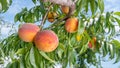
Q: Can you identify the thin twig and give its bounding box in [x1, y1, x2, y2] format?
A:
[40, 4, 53, 29]
[44, 16, 68, 30]
[42, 0, 78, 29]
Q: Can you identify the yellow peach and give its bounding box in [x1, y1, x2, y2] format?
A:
[18, 23, 40, 42]
[34, 30, 59, 52]
[65, 17, 78, 33]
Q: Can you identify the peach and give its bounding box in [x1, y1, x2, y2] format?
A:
[47, 12, 57, 23]
[48, 18, 54, 22]
[88, 41, 92, 48]
[47, 12, 54, 19]
[18, 23, 40, 42]
[61, 6, 69, 14]
[88, 37, 97, 48]
[34, 30, 59, 52]
[65, 17, 78, 33]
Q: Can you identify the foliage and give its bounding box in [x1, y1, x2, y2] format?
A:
[0, 0, 120, 68]
[0, 0, 12, 13]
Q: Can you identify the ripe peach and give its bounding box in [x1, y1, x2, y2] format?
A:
[61, 6, 69, 14]
[48, 18, 54, 23]
[88, 41, 92, 48]
[93, 37, 96, 44]
[47, 12, 54, 19]
[18, 23, 40, 42]
[47, 12, 57, 23]
[65, 17, 78, 33]
[88, 37, 97, 48]
[34, 30, 59, 52]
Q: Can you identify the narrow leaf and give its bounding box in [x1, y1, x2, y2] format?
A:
[114, 17, 120, 26]
[39, 51, 56, 63]
[14, 13, 21, 22]
[32, 0, 37, 4]
[112, 40, 120, 48]
[114, 50, 120, 63]
[109, 44, 114, 59]
[114, 12, 120, 16]
[90, 0, 95, 14]
[98, 0, 104, 13]
[16, 48, 26, 55]
[29, 46, 38, 68]
[0, 0, 9, 13]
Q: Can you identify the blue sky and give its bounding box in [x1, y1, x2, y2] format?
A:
[0, 0, 120, 68]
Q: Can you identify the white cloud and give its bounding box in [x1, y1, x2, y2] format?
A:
[54, 63, 62, 68]
[1, 27, 11, 35]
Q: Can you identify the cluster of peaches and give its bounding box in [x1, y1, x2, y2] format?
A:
[18, 6, 96, 52]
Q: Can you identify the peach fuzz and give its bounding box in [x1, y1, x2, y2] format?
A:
[47, 12, 57, 23]
[88, 37, 97, 48]
[34, 30, 59, 52]
[18, 23, 40, 42]
[61, 5, 69, 14]
[65, 17, 78, 33]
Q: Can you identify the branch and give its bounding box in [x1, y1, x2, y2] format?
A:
[43, 0, 78, 15]
[44, 16, 69, 30]
[43, 0, 73, 6]
[42, 0, 78, 30]
[40, 4, 52, 29]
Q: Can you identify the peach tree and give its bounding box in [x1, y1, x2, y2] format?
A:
[0, 0, 120, 68]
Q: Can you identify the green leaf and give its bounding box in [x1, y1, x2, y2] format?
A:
[89, 0, 95, 14]
[114, 12, 120, 16]
[106, 12, 110, 24]
[102, 42, 108, 57]
[98, 0, 104, 13]
[109, 44, 114, 59]
[14, 13, 21, 22]
[77, 19, 85, 35]
[19, 58, 25, 68]
[94, 1, 98, 13]
[0, 0, 9, 13]
[0, 48, 5, 57]
[16, 48, 26, 55]
[79, 43, 88, 55]
[39, 1, 46, 14]
[6, 61, 19, 68]
[114, 50, 120, 63]
[76, 0, 83, 15]
[9, 0, 12, 5]
[32, 0, 37, 4]
[85, 0, 89, 13]
[114, 17, 120, 26]
[105, 12, 111, 33]
[112, 40, 120, 48]
[10, 51, 15, 60]
[57, 43, 64, 59]
[78, 34, 89, 55]
[34, 47, 41, 68]
[29, 46, 38, 68]
[25, 52, 32, 68]
[39, 51, 56, 63]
